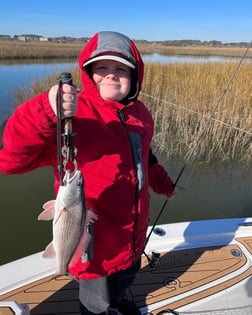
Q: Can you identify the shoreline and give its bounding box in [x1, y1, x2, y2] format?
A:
[0, 41, 251, 60]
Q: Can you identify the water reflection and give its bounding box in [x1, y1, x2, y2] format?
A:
[0, 159, 250, 265]
[0, 60, 77, 120]
[142, 53, 239, 64]
[149, 160, 251, 225]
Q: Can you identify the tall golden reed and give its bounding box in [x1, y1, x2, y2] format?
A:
[141, 62, 252, 163]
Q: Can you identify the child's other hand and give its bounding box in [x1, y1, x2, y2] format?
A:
[49, 84, 78, 118]
[167, 190, 177, 202]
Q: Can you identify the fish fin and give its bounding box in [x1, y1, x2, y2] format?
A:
[38, 200, 56, 221]
[68, 229, 92, 268]
[42, 241, 56, 259]
[54, 207, 68, 225]
[43, 200, 56, 210]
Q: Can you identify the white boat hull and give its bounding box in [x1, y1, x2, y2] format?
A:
[1, 217, 252, 314]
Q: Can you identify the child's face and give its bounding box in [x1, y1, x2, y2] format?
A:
[91, 60, 131, 102]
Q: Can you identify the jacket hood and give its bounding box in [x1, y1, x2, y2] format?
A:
[78, 31, 144, 104]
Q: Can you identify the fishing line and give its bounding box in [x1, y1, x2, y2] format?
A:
[145, 42, 251, 252]
[56, 72, 74, 186]
[182, 42, 251, 169]
[141, 92, 252, 136]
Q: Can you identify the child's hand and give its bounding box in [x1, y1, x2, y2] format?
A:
[167, 190, 177, 202]
[49, 84, 78, 118]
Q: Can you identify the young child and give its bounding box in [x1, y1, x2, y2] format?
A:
[0, 31, 175, 314]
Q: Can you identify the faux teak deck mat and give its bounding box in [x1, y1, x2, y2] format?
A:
[1, 237, 252, 315]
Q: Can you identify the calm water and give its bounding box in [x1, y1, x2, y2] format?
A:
[0, 55, 251, 265]
[0, 160, 250, 265]
[0, 60, 77, 120]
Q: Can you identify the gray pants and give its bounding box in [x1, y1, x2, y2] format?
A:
[79, 259, 141, 314]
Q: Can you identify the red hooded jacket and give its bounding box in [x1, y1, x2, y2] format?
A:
[0, 31, 174, 279]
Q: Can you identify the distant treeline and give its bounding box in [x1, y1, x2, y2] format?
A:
[136, 39, 250, 48]
[0, 34, 250, 48]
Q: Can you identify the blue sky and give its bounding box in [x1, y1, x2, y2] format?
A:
[1, 0, 251, 43]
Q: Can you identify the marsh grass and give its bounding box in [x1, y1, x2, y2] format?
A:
[13, 63, 251, 164]
[1, 41, 251, 60]
[0, 41, 83, 59]
[141, 63, 252, 163]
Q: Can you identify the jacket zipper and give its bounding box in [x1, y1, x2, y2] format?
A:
[117, 109, 139, 265]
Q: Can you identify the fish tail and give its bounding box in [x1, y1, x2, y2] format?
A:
[82, 220, 95, 262]
[80, 207, 97, 262]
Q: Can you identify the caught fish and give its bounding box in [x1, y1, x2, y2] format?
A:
[38, 169, 97, 277]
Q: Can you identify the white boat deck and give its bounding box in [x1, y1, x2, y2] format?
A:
[1, 218, 252, 315]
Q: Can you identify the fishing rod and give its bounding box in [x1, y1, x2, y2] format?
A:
[144, 42, 252, 265]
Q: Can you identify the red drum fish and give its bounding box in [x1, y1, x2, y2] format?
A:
[38, 170, 97, 277]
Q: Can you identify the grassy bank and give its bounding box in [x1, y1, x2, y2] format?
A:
[1, 40, 252, 59]
[137, 43, 252, 59]
[13, 62, 252, 164]
[0, 41, 83, 59]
